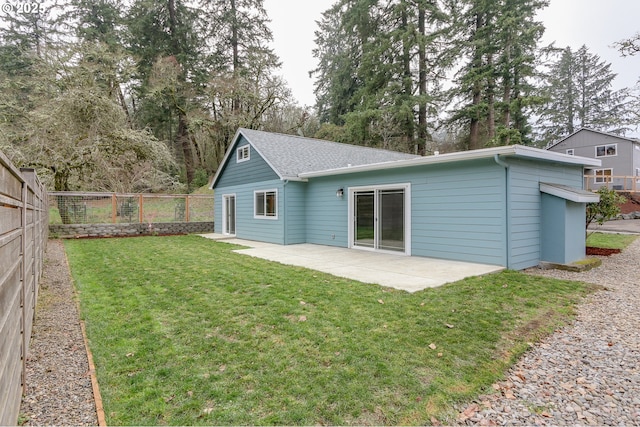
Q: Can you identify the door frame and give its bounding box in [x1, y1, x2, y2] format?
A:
[221, 194, 236, 236]
[348, 183, 411, 255]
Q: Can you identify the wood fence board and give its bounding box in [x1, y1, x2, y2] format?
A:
[0, 207, 21, 235]
[0, 167, 22, 200]
[0, 155, 48, 426]
[0, 288, 21, 366]
[0, 317, 23, 426]
[0, 259, 21, 321]
[0, 236, 21, 278]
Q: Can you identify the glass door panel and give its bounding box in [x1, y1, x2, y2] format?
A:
[354, 191, 375, 248]
[224, 195, 236, 235]
[379, 189, 404, 252]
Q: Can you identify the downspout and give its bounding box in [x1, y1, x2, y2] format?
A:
[283, 180, 288, 245]
[494, 155, 510, 268]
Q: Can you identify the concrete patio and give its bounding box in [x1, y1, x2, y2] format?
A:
[199, 234, 504, 293]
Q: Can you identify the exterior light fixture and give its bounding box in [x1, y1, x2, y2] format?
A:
[336, 188, 344, 199]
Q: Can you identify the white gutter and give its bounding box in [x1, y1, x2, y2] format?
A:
[298, 145, 601, 179]
[539, 183, 600, 203]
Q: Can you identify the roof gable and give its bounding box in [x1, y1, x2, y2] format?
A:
[546, 128, 639, 150]
[211, 128, 419, 188]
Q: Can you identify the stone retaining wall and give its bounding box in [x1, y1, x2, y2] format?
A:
[49, 222, 214, 238]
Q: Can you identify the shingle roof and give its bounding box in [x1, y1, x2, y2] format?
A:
[238, 128, 420, 179]
[545, 128, 640, 150]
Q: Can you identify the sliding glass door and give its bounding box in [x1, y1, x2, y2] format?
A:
[352, 186, 407, 253]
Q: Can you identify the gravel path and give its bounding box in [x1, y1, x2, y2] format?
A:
[18, 238, 640, 426]
[455, 237, 640, 426]
[19, 240, 98, 426]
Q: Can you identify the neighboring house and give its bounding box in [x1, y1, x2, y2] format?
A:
[211, 128, 600, 270]
[546, 128, 640, 191]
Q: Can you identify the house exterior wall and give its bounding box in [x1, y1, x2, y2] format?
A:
[540, 194, 586, 264]
[304, 159, 508, 267]
[214, 135, 292, 244]
[283, 181, 307, 244]
[212, 132, 592, 270]
[506, 158, 585, 270]
[215, 136, 279, 188]
[547, 130, 638, 189]
[215, 179, 286, 244]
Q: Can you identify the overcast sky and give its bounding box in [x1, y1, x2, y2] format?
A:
[264, 0, 640, 107]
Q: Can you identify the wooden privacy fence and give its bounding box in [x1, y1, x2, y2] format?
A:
[0, 152, 48, 426]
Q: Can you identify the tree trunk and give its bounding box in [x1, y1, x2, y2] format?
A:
[177, 114, 195, 189]
[417, 4, 427, 155]
[230, 0, 240, 112]
[401, 3, 414, 147]
[469, 12, 484, 150]
[487, 53, 495, 141]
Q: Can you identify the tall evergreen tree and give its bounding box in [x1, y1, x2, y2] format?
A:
[449, 0, 546, 150]
[535, 45, 630, 146]
[311, 0, 451, 153]
[126, 0, 205, 188]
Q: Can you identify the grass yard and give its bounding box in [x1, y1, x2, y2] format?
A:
[65, 236, 596, 425]
[586, 232, 637, 249]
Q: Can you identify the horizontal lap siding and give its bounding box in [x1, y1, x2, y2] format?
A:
[306, 161, 507, 266]
[214, 135, 285, 243]
[215, 136, 280, 188]
[215, 180, 285, 244]
[305, 175, 349, 247]
[411, 161, 505, 265]
[284, 181, 306, 244]
[507, 158, 584, 270]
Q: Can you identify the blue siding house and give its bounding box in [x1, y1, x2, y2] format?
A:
[211, 129, 601, 269]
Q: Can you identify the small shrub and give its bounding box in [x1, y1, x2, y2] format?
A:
[586, 187, 626, 236]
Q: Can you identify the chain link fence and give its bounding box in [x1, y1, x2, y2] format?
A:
[49, 192, 214, 225]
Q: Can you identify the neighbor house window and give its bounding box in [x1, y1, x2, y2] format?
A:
[237, 145, 250, 162]
[594, 169, 613, 183]
[566, 149, 574, 155]
[254, 189, 277, 219]
[595, 144, 617, 157]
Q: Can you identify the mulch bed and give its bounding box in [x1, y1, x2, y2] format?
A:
[586, 247, 621, 256]
[619, 193, 640, 214]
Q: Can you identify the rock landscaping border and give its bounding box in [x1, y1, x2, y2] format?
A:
[454, 237, 640, 425]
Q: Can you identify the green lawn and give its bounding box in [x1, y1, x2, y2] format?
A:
[586, 232, 637, 249]
[65, 236, 596, 425]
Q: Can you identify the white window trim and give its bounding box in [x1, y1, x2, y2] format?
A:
[254, 189, 278, 220]
[221, 193, 236, 236]
[566, 149, 574, 155]
[594, 168, 613, 184]
[237, 145, 250, 163]
[595, 143, 617, 158]
[347, 182, 411, 256]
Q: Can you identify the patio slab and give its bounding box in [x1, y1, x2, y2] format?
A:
[198, 234, 504, 293]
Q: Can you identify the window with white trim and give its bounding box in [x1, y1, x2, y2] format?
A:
[254, 189, 277, 219]
[566, 149, 574, 155]
[595, 144, 617, 157]
[594, 169, 613, 183]
[237, 145, 250, 162]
